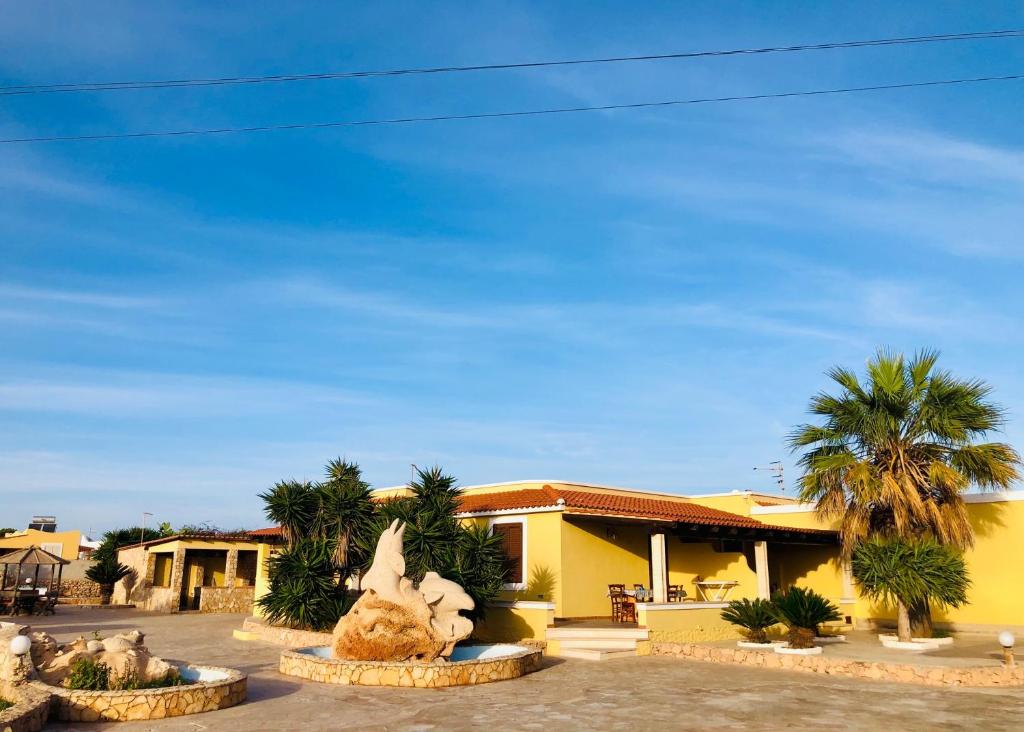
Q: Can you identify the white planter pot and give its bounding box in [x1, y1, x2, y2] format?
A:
[775, 644, 823, 655]
[737, 640, 785, 649]
[878, 634, 941, 651]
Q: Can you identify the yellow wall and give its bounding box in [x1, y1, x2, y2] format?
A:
[152, 553, 173, 587]
[473, 603, 554, 642]
[253, 543, 276, 619]
[749, 497, 1024, 630]
[559, 517, 650, 618]
[635, 605, 744, 642]
[667, 540, 757, 601]
[0, 529, 82, 561]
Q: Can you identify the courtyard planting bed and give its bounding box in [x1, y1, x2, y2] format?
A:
[0, 681, 50, 732]
[29, 662, 246, 723]
[654, 642, 1024, 687]
[236, 616, 332, 647]
[279, 644, 543, 688]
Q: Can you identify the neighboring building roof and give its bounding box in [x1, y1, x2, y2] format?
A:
[125, 532, 261, 551]
[247, 527, 284, 537]
[0, 545, 70, 566]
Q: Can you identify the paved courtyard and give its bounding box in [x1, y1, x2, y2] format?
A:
[22, 608, 1024, 731]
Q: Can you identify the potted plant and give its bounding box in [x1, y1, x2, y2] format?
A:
[85, 558, 132, 605]
[770, 586, 841, 651]
[720, 598, 778, 646]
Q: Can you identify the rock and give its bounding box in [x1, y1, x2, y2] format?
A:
[333, 591, 446, 662]
[331, 519, 475, 662]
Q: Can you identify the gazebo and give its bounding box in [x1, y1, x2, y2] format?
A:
[0, 545, 68, 615]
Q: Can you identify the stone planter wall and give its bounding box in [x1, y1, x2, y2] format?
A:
[29, 663, 246, 723]
[198, 587, 254, 614]
[279, 646, 543, 688]
[0, 682, 50, 732]
[653, 642, 1024, 688]
[58, 579, 102, 605]
[238, 617, 332, 647]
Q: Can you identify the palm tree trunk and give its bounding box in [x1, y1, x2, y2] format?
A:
[896, 599, 912, 642]
[911, 600, 933, 639]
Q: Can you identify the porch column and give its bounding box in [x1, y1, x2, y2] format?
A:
[224, 548, 239, 588]
[650, 532, 668, 603]
[754, 541, 770, 599]
[840, 559, 856, 603]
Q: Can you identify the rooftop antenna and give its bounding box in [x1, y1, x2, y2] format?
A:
[753, 461, 785, 492]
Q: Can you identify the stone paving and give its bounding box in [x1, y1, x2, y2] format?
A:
[27, 609, 1024, 731]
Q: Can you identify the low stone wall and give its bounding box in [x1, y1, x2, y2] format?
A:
[30, 662, 247, 723]
[58, 579, 103, 605]
[199, 587, 254, 614]
[0, 682, 50, 732]
[653, 642, 1024, 687]
[237, 617, 332, 647]
[279, 646, 543, 688]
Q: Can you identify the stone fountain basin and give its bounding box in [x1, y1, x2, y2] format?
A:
[28, 661, 247, 723]
[279, 644, 543, 687]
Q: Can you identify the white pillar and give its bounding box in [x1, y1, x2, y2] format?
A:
[650, 532, 668, 603]
[754, 541, 770, 599]
[841, 559, 856, 603]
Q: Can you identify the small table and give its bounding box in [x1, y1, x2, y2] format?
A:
[695, 580, 739, 602]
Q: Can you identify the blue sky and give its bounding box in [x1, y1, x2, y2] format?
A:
[2, 2, 1023, 534]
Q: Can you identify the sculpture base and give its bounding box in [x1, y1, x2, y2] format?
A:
[280, 644, 542, 687]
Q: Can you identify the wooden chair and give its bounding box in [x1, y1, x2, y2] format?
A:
[667, 584, 686, 602]
[608, 584, 635, 622]
[610, 593, 637, 623]
[633, 583, 648, 602]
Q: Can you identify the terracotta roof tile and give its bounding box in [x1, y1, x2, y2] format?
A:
[456, 485, 833, 536]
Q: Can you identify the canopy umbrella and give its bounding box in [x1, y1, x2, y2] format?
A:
[0, 545, 69, 596]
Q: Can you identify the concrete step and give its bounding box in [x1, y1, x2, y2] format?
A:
[558, 638, 638, 650]
[546, 627, 649, 641]
[556, 647, 637, 661]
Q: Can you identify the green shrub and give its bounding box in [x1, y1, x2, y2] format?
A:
[67, 657, 111, 690]
[0, 698, 13, 712]
[720, 598, 777, 643]
[770, 586, 841, 649]
[66, 657, 183, 691]
[256, 537, 350, 631]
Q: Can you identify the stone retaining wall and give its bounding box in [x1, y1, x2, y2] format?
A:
[30, 663, 246, 723]
[238, 617, 332, 647]
[653, 642, 1024, 687]
[59, 579, 102, 600]
[279, 647, 543, 688]
[199, 587, 254, 614]
[0, 681, 50, 732]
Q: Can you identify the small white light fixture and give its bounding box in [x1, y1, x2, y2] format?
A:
[9, 634, 31, 656]
[998, 631, 1015, 668]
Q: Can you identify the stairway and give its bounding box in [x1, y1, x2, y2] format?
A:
[545, 625, 649, 661]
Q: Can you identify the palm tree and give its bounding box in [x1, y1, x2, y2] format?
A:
[790, 349, 1019, 632]
[852, 537, 970, 641]
[258, 480, 319, 547]
[86, 558, 132, 605]
[317, 458, 375, 576]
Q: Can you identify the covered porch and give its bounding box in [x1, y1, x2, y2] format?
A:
[558, 511, 842, 623]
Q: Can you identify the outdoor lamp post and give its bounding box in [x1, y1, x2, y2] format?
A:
[9, 633, 32, 681]
[9, 634, 30, 656]
[998, 631, 1015, 668]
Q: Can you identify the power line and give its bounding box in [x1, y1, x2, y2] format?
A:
[2, 72, 1019, 146]
[1, 29, 1022, 97]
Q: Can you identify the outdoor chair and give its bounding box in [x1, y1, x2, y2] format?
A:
[13, 592, 37, 616]
[36, 595, 58, 616]
[610, 592, 637, 623]
[668, 584, 686, 602]
[633, 583, 648, 601]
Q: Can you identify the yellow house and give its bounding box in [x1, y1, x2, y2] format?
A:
[247, 480, 1023, 656]
[0, 529, 85, 562]
[115, 533, 273, 613]
[369, 481, 839, 652]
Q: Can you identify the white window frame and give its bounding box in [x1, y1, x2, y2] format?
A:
[488, 516, 527, 591]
